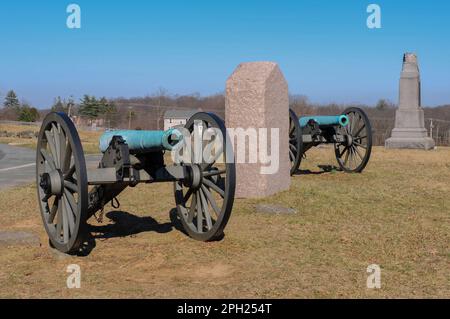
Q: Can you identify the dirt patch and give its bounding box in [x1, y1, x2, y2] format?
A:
[0, 231, 40, 247]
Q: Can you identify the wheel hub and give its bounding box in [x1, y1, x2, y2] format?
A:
[185, 164, 203, 190]
[40, 170, 64, 196]
[346, 134, 354, 147]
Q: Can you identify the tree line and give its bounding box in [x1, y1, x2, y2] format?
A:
[50, 94, 118, 126]
[1, 88, 449, 145]
[1, 90, 40, 122]
[0, 90, 118, 125]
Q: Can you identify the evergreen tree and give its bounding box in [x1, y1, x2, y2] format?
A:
[99, 97, 109, 114]
[18, 104, 39, 122]
[30, 107, 40, 121]
[100, 97, 117, 127]
[79, 95, 116, 121]
[51, 96, 67, 113]
[79, 95, 101, 119]
[99, 97, 116, 114]
[4, 90, 20, 110]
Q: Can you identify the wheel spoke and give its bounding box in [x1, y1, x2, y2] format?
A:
[201, 185, 220, 218]
[52, 124, 61, 169]
[64, 180, 78, 193]
[196, 192, 203, 233]
[348, 113, 354, 134]
[347, 113, 353, 134]
[62, 142, 72, 173]
[63, 194, 76, 235]
[353, 124, 366, 138]
[192, 122, 203, 164]
[45, 130, 58, 169]
[203, 169, 226, 178]
[339, 145, 349, 158]
[203, 178, 225, 198]
[59, 128, 67, 170]
[349, 147, 356, 169]
[40, 149, 56, 171]
[188, 192, 197, 223]
[353, 141, 367, 149]
[344, 147, 350, 166]
[203, 144, 223, 171]
[350, 113, 360, 135]
[65, 164, 76, 179]
[64, 189, 78, 215]
[353, 146, 364, 161]
[48, 198, 59, 224]
[183, 188, 193, 203]
[199, 189, 213, 230]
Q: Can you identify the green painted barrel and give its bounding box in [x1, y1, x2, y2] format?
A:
[99, 129, 183, 153]
[299, 115, 349, 128]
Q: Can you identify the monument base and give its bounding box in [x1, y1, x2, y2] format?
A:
[385, 137, 435, 150]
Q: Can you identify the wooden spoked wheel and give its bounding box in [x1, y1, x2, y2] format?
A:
[174, 112, 236, 241]
[289, 109, 303, 176]
[36, 112, 88, 254]
[334, 107, 373, 173]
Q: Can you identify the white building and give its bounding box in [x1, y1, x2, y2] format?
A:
[164, 109, 199, 131]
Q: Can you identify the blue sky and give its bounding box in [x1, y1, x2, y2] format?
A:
[0, 0, 449, 108]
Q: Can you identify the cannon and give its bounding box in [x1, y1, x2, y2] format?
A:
[288, 107, 373, 175]
[36, 112, 235, 254]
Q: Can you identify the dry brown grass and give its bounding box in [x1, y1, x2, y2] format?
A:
[0, 124, 40, 134]
[0, 123, 102, 154]
[0, 124, 39, 149]
[0, 146, 449, 298]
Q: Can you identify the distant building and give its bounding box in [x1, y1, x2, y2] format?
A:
[164, 109, 199, 131]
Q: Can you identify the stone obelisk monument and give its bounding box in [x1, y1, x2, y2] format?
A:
[385, 53, 435, 150]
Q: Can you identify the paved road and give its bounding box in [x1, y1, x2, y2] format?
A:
[0, 144, 101, 190]
[0, 144, 36, 190]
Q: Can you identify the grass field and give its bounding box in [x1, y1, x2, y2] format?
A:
[0, 123, 102, 154]
[0, 146, 449, 298]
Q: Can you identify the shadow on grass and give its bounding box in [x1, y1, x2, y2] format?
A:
[90, 211, 173, 239]
[293, 165, 342, 176]
[75, 210, 174, 256]
[74, 208, 225, 256]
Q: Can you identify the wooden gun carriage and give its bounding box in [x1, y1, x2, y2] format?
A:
[289, 107, 373, 175]
[36, 112, 235, 254]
